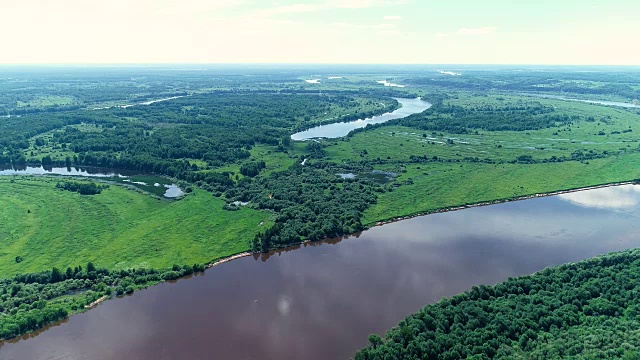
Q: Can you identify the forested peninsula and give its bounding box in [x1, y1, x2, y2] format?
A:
[355, 249, 640, 360]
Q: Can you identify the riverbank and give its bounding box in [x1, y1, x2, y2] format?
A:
[7, 182, 640, 360]
[205, 252, 252, 269]
[2, 179, 636, 346]
[366, 180, 637, 228]
[0, 166, 187, 199]
[242, 179, 639, 259]
[291, 97, 430, 140]
[84, 295, 109, 309]
[289, 98, 401, 136]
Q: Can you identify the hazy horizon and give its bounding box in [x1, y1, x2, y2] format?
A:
[2, 0, 639, 65]
[1, 63, 640, 68]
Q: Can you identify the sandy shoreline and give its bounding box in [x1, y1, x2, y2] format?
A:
[85, 295, 109, 309]
[205, 252, 252, 269]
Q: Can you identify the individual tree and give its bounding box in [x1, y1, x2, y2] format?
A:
[50, 267, 63, 283]
[368, 334, 383, 349]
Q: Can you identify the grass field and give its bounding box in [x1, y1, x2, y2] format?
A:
[319, 93, 640, 224]
[200, 143, 306, 180]
[362, 154, 640, 224]
[327, 95, 640, 164]
[6, 91, 640, 276]
[0, 176, 271, 277]
[16, 95, 76, 109]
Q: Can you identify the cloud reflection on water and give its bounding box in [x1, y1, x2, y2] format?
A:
[558, 185, 640, 210]
[4, 185, 640, 360]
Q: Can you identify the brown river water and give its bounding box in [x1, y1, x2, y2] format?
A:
[2, 185, 640, 359]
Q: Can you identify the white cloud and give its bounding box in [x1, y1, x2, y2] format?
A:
[378, 30, 402, 36]
[383, 15, 402, 20]
[254, 3, 321, 17]
[333, 0, 410, 8]
[457, 26, 497, 35]
[434, 32, 449, 37]
[253, 0, 409, 17]
[330, 22, 395, 30]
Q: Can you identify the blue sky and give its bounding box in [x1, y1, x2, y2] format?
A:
[1, 0, 638, 64]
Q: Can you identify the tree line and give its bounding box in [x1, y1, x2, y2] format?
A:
[405, 70, 640, 101]
[355, 249, 640, 360]
[0, 262, 205, 340]
[55, 180, 108, 195]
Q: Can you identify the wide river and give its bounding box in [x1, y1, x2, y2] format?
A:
[291, 97, 431, 140]
[2, 184, 640, 359]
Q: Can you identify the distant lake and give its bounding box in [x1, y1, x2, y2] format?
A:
[528, 94, 640, 108]
[0, 166, 184, 198]
[291, 97, 431, 140]
[3, 184, 640, 359]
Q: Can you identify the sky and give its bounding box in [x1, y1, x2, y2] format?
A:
[1, 0, 639, 65]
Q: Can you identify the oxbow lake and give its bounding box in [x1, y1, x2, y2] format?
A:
[290, 97, 431, 140]
[0, 166, 184, 198]
[2, 184, 640, 359]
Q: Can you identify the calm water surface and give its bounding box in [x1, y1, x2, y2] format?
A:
[291, 97, 431, 140]
[0, 166, 127, 178]
[2, 185, 640, 359]
[0, 166, 184, 198]
[528, 94, 640, 108]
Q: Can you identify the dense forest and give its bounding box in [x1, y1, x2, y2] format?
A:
[0, 262, 204, 340]
[383, 98, 578, 133]
[0, 93, 395, 171]
[355, 249, 640, 360]
[0, 66, 300, 113]
[224, 161, 379, 250]
[0, 91, 402, 256]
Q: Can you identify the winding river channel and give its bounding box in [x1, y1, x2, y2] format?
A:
[2, 184, 640, 359]
[291, 97, 431, 140]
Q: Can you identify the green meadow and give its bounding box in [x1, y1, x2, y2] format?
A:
[321, 93, 640, 224]
[0, 176, 270, 277]
[362, 154, 640, 224]
[3, 88, 640, 279]
[16, 95, 76, 109]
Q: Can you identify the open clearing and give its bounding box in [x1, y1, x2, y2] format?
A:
[0, 177, 270, 276]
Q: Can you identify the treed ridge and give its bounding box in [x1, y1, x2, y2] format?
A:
[355, 249, 640, 360]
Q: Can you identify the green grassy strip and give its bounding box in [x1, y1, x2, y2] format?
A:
[0, 176, 271, 277]
[363, 154, 640, 225]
